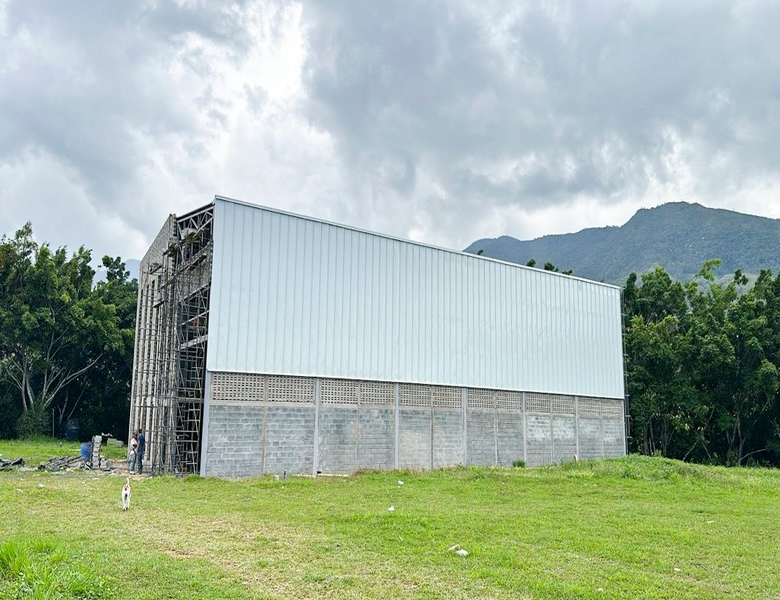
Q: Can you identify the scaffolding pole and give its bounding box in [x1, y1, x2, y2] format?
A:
[129, 204, 213, 475]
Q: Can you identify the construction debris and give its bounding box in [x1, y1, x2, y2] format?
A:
[37, 456, 82, 471]
[0, 457, 24, 471]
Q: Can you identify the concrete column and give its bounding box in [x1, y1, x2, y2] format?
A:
[394, 383, 400, 469]
[429, 386, 434, 470]
[355, 382, 361, 467]
[198, 370, 212, 477]
[600, 399, 605, 459]
[574, 396, 580, 461]
[313, 378, 321, 476]
[462, 388, 468, 465]
[493, 392, 499, 466]
[550, 402, 555, 464]
[261, 375, 268, 475]
[522, 392, 528, 465]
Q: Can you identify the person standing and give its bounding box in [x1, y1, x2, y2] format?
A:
[128, 432, 138, 474]
[137, 428, 146, 474]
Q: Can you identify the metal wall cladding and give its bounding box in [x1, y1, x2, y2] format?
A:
[208, 197, 625, 399]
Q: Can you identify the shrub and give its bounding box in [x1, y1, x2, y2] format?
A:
[15, 409, 50, 439]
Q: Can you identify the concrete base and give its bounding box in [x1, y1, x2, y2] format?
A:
[203, 373, 626, 477]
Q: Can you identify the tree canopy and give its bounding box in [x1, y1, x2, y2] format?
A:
[625, 262, 780, 466]
[0, 225, 136, 439]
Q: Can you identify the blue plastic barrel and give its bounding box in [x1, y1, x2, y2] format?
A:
[80, 442, 91, 461]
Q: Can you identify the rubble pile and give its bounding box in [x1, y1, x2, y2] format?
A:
[0, 457, 25, 471]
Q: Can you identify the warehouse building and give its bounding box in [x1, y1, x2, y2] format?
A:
[130, 196, 626, 477]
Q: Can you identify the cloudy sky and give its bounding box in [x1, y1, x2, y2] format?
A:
[2, 1, 779, 264]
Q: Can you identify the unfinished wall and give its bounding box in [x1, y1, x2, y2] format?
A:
[203, 372, 626, 478]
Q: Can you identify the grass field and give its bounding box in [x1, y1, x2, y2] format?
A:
[2, 439, 780, 599]
[0, 436, 128, 466]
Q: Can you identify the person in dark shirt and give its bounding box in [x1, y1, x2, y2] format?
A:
[137, 428, 146, 474]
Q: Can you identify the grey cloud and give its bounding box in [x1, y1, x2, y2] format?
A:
[3, 0, 779, 262]
[6, 1, 255, 55]
[300, 0, 780, 239]
[0, 0, 260, 234]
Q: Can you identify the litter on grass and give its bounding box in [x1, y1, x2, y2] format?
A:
[448, 544, 469, 557]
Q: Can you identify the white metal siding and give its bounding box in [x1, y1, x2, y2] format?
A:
[207, 197, 624, 399]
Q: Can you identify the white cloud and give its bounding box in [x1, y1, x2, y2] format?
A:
[0, 148, 148, 257]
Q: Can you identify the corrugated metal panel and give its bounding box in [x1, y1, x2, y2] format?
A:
[207, 197, 625, 399]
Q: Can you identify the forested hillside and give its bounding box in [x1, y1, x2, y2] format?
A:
[466, 202, 780, 284]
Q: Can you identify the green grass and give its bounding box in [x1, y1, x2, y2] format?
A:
[0, 436, 127, 466]
[2, 439, 780, 599]
[0, 537, 114, 599]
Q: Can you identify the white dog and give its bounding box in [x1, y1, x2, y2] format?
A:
[121, 477, 132, 511]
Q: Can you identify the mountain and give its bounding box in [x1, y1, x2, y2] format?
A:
[464, 202, 780, 284]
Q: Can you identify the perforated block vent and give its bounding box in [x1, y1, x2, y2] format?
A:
[320, 379, 395, 406]
[208, 373, 623, 421]
[433, 386, 461, 409]
[526, 393, 575, 414]
[358, 380, 395, 407]
[400, 384, 431, 408]
[578, 398, 602, 417]
[466, 389, 522, 410]
[268, 375, 315, 403]
[210, 372, 265, 402]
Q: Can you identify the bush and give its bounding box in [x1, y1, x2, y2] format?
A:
[15, 409, 50, 439]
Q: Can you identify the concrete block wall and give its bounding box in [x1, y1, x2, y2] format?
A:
[527, 414, 553, 466]
[203, 373, 626, 477]
[316, 406, 397, 473]
[398, 409, 432, 470]
[466, 410, 496, 465]
[496, 411, 524, 467]
[318, 406, 359, 474]
[579, 418, 603, 460]
[359, 408, 395, 470]
[203, 404, 264, 477]
[263, 406, 315, 475]
[552, 416, 577, 464]
[603, 417, 626, 456]
[433, 410, 463, 468]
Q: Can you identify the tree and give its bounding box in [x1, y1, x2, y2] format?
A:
[625, 313, 699, 457]
[630, 267, 688, 325]
[693, 270, 779, 465]
[0, 225, 122, 436]
[524, 258, 572, 274]
[623, 267, 696, 456]
[624, 261, 780, 466]
[66, 256, 137, 438]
